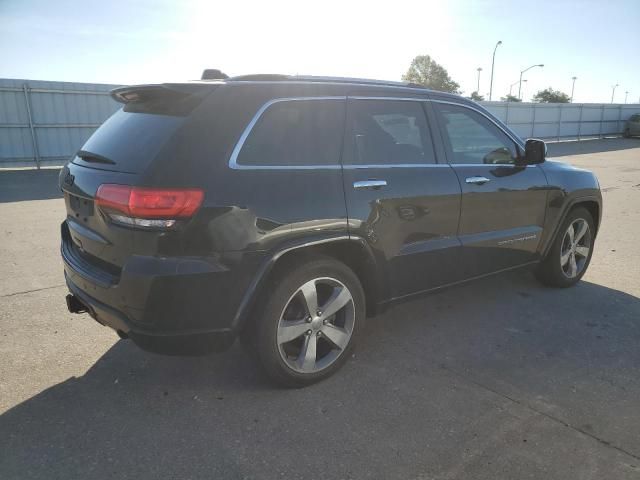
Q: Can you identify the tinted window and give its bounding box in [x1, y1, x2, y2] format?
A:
[434, 103, 518, 165]
[344, 100, 435, 165]
[73, 110, 185, 173]
[237, 99, 345, 166]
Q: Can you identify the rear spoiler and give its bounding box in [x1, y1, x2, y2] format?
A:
[110, 83, 218, 104]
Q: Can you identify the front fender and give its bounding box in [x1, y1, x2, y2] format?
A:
[539, 160, 602, 256]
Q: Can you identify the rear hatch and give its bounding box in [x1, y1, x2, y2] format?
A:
[60, 83, 216, 280]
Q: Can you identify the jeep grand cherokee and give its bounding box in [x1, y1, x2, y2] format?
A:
[61, 74, 602, 386]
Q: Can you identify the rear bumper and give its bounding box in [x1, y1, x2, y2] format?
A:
[65, 272, 236, 355]
[61, 221, 266, 354]
[66, 277, 235, 354]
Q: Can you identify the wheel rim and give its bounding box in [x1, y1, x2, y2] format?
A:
[276, 277, 355, 374]
[560, 218, 591, 279]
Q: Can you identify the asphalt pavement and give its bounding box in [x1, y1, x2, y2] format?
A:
[1, 138, 639, 479]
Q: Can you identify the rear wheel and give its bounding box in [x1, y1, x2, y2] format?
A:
[535, 207, 595, 288]
[249, 256, 365, 387]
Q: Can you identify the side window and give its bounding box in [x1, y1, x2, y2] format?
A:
[237, 99, 345, 166]
[344, 99, 436, 165]
[434, 103, 519, 165]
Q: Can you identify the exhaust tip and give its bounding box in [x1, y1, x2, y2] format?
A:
[66, 294, 87, 314]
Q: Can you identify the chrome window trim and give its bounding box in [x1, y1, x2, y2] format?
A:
[342, 163, 450, 169]
[349, 96, 429, 101]
[228, 95, 529, 170]
[228, 96, 346, 170]
[447, 163, 537, 168]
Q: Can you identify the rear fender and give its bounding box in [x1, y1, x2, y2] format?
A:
[229, 235, 385, 332]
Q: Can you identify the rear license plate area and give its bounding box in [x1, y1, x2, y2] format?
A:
[68, 193, 94, 219]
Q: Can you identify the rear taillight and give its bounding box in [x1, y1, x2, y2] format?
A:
[96, 184, 204, 228]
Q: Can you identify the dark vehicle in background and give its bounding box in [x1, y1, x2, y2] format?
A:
[624, 114, 640, 137]
[60, 74, 602, 386]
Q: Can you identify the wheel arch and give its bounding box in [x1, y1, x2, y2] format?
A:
[542, 195, 602, 257]
[230, 236, 386, 334]
[578, 200, 600, 234]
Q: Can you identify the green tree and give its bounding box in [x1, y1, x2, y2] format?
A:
[501, 94, 522, 102]
[532, 88, 570, 103]
[402, 55, 461, 93]
[470, 91, 485, 101]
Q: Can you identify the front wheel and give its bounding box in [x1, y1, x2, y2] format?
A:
[250, 256, 365, 387]
[535, 207, 595, 288]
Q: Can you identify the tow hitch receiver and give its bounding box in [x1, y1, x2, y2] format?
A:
[66, 294, 88, 314]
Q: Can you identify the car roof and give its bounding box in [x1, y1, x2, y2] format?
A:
[114, 75, 477, 114]
[186, 74, 467, 103]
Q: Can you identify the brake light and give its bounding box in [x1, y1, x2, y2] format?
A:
[96, 184, 204, 228]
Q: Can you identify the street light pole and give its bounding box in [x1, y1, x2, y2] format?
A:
[476, 67, 482, 94]
[624, 91, 629, 104]
[611, 84, 619, 103]
[570, 76, 577, 103]
[509, 79, 526, 97]
[518, 64, 544, 99]
[521, 80, 528, 101]
[488, 40, 502, 101]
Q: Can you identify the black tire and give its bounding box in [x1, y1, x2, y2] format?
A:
[535, 207, 595, 288]
[246, 255, 365, 388]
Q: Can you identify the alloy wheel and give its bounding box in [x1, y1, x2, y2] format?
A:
[560, 218, 591, 278]
[276, 277, 355, 374]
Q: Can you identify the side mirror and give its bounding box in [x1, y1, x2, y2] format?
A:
[524, 138, 546, 165]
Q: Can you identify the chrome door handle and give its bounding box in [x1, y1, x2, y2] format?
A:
[465, 176, 490, 185]
[353, 180, 387, 190]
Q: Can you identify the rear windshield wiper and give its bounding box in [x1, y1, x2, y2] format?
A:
[77, 150, 116, 165]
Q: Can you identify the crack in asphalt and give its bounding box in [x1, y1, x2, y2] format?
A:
[441, 364, 640, 462]
[1, 284, 65, 298]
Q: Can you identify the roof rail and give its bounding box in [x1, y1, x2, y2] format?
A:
[225, 74, 429, 90]
[291, 75, 419, 88]
[227, 74, 290, 82]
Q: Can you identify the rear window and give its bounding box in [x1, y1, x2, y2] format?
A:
[236, 99, 345, 167]
[73, 85, 213, 173]
[73, 109, 185, 173]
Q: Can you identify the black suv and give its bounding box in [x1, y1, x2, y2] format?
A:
[60, 75, 602, 386]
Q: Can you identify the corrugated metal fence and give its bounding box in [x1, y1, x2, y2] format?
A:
[0, 78, 120, 168]
[480, 101, 640, 141]
[1, 78, 639, 169]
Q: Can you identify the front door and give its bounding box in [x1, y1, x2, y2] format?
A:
[341, 97, 463, 299]
[431, 101, 548, 277]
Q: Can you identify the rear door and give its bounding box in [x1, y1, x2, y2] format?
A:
[431, 101, 548, 277]
[225, 96, 349, 250]
[341, 97, 463, 299]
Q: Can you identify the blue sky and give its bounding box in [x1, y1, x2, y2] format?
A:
[1, 0, 638, 103]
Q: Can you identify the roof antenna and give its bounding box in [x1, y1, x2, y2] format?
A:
[201, 69, 229, 80]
